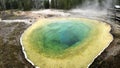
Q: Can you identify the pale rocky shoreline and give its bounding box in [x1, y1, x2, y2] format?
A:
[0, 10, 120, 68]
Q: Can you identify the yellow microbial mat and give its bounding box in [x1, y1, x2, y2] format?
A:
[21, 18, 113, 68]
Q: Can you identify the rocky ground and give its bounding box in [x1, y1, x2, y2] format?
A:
[0, 10, 120, 68]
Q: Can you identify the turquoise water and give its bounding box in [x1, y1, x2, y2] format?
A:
[29, 20, 91, 55]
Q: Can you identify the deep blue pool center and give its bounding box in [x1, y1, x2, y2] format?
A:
[30, 20, 91, 54]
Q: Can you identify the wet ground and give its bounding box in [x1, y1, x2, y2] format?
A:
[0, 22, 34, 68]
[0, 10, 120, 68]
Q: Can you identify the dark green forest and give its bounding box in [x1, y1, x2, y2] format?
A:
[51, 0, 83, 9]
[0, 0, 120, 10]
[0, 0, 50, 10]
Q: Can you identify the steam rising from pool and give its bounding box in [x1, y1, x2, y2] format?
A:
[69, 0, 116, 19]
[80, 0, 114, 10]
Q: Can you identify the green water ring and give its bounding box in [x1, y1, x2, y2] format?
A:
[21, 18, 113, 68]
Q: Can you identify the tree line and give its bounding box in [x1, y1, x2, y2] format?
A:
[0, 0, 120, 11]
[0, 0, 49, 10]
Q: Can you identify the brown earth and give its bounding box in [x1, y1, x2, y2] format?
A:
[0, 22, 35, 68]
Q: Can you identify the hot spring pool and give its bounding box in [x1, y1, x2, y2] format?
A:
[21, 18, 113, 68]
[29, 20, 92, 56]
